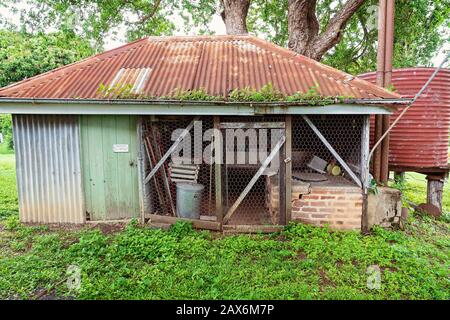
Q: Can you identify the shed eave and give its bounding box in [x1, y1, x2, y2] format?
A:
[0, 99, 397, 115]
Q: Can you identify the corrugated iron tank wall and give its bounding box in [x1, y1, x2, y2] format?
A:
[359, 68, 450, 169]
[12, 115, 85, 223]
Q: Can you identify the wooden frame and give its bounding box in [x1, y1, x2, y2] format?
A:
[285, 115, 292, 223]
[222, 134, 286, 224]
[143, 116, 199, 184]
[214, 116, 223, 223]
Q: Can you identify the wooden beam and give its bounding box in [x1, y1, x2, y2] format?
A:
[361, 115, 371, 233]
[223, 135, 286, 224]
[136, 117, 146, 224]
[144, 116, 199, 184]
[426, 175, 445, 213]
[302, 115, 362, 188]
[285, 115, 292, 223]
[214, 116, 223, 223]
[361, 115, 371, 188]
[279, 129, 287, 226]
[222, 224, 283, 234]
[145, 213, 222, 231]
[219, 122, 285, 129]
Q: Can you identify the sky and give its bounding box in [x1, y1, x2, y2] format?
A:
[0, 1, 448, 66]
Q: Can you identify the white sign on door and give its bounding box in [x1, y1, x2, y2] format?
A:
[113, 144, 129, 153]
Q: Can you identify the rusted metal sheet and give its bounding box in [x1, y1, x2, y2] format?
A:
[12, 115, 85, 223]
[0, 35, 399, 101]
[359, 68, 450, 169]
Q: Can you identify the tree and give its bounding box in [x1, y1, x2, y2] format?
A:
[0, 30, 95, 87]
[247, 0, 450, 73]
[287, 0, 365, 60]
[220, 0, 251, 34]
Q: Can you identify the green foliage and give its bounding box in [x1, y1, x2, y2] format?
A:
[0, 147, 449, 300]
[247, 0, 449, 74]
[228, 83, 285, 102]
[98, 82, 348, 104]
[0, 30, 94, 88]
[0, 212, 448, 300]
[0, 114, 13, 150]
[0, 154, 18, 218]
[97, 83, 136, 99]
[2, 1, 447, 76]
[166, 88, 223, 101]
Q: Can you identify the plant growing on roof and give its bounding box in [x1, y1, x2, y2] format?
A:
[228, 83, 285, 102]
[97, 83, 136, 99]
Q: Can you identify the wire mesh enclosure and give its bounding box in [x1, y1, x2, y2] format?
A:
[220, 116, 286, 226]
[292, 115, 364, 184]
[141, 116, 216, 219]
[140, 114, 365, 228]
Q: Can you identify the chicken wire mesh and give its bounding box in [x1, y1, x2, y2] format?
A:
[292, 115, 364, 185]
[141, 116, 216, 219]
[220, 116, 285, 225]
[140, 115, 364, 226]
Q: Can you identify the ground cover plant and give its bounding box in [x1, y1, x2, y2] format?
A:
[0, 153, 448, 300]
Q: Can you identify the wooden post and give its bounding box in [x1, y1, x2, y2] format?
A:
[213, 116, 223, 223]
[426, 175, 445, 213]
[285, 115, 292, 223]
[279, 129, 286, 226]
[361, 115, 371, 233]
[136, 117, 145, 224]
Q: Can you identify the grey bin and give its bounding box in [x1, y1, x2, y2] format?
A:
[176, 182, 205, 219]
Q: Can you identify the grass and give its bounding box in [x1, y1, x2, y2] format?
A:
[0, 154, 448, 300]
[401, 172, 450, 214]
[0, 151, 17, 219]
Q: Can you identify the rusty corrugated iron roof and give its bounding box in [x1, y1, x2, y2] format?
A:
[0, 35, 400, 100]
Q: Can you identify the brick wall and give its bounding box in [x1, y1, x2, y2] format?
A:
[292, 186, 362, 230]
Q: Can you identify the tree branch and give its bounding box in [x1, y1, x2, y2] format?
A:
[138, 0, 162, 25]
[313, 0, 366, 60]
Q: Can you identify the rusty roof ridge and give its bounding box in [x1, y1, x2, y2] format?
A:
[0, 97, 411, 105]
[0, 38, 150, 95]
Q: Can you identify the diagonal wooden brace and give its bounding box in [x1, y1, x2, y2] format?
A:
[223, 134, 286, 224]
[302, 115, 362, 188]
[144, 116, 200, 185]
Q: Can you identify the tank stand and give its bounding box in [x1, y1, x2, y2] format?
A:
[426, 174, 447, 213]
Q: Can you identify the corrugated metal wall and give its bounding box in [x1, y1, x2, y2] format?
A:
[12, 115, 85, 223]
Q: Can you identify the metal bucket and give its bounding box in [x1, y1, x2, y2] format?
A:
[176, 182, 204, 219]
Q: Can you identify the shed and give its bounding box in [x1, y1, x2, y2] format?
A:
[0, 35, 406, 231]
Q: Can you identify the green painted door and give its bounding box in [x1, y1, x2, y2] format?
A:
[81, 115, 140, 221]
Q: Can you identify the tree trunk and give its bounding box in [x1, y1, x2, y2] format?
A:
[288, 0, 366, 61]
[220, 0, 251, 35]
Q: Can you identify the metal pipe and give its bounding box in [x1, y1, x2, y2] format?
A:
[380, 0, 395, 185]
[374, 0, 388, 184]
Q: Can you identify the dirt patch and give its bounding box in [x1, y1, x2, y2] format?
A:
[297, 250, 307, 260]
[319, 269, 334, 289]
[92, 223, 127, 235]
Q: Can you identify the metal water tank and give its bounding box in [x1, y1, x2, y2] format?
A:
[359, 68, 450, 171]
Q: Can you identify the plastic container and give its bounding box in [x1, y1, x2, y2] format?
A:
[176, 182, 204, 219]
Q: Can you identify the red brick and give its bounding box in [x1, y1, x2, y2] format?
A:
[301, 207, 317, 213]
[320, 195, 336, 200]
